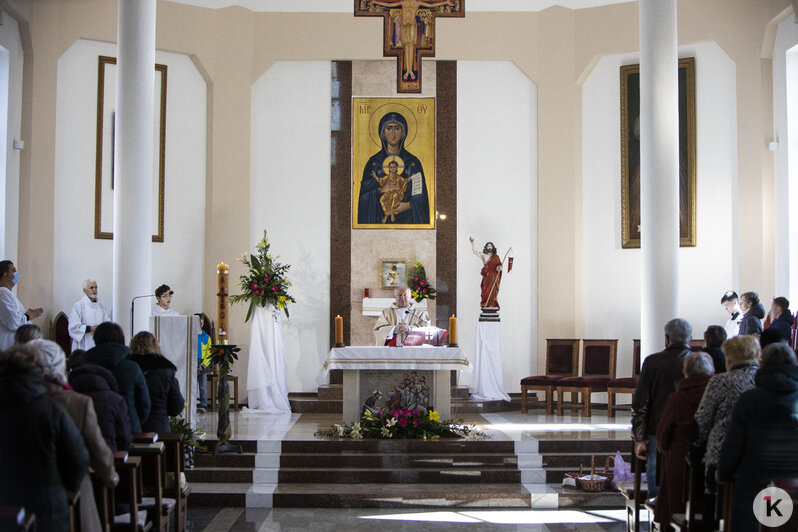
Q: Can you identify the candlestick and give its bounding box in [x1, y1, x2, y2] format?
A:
[448, 315, 458, 347]
[334, 315, 344, 347]
[217, 262, 229, 345]
[364, 288, 370, 298]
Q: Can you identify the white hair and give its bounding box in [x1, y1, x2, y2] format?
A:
[28, 339, 67, 384]
[394, 286, 410, 296]
[83, 279, 97, 290]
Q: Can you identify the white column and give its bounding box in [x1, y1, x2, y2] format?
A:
[639, 0, 680, 357]
[113, 0, 156, 338]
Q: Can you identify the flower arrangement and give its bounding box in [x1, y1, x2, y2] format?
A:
[229, 230, 296, 320]
[408, 261, 436, 303]
[314, 408, 485, 440]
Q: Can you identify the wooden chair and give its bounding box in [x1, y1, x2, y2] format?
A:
[0, 507, 36, 531]
[520, 339, 580, 414]
[159, 433, 190, 532]
[53, 310, 72, 356]
[607, 339, 642, 417]
[556, 339, 618, 417]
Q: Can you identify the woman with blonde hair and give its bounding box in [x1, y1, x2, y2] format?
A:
[693, 335, 759, 527]
[130, 331, 184, 433]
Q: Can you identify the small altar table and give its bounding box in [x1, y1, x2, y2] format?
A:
[324, 346, 470, 423]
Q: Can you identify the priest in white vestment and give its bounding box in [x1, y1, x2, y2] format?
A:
[152, 284, 178, 316]
[68, 279, 112, 351]
[373, 286, 430, 345]
[0, 260, 43, 350]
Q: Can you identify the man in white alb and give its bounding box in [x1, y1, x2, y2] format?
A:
[152, 284, 178, 316]
[0, 260, 43, 350]
[373, 286, 430, 345]
[68, 279, 112, 351]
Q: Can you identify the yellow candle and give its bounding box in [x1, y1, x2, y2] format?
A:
[449, 315, 457, 345]
[217, 262, 229, 344]
[335, 315, 344, 345]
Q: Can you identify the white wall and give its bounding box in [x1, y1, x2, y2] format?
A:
[0, 13, 23, 262]
[457, 61, 538, 393]
[250, 61, 332, 394]
[582, 43, 737, 378]
[54, 40, 207, 326]
[773, 14, 798, 302]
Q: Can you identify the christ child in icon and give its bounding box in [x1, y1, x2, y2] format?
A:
[371, 158, 411, 223]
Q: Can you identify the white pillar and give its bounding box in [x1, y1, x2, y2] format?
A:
[639, 0, 680, 357]
[113, 0, 156, 339]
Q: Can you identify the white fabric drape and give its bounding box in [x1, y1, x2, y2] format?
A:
[472, 321, 510, 402]
[245, 305, 291, 414]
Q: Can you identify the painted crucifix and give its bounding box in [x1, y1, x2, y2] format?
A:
[355, 0, 465, 93]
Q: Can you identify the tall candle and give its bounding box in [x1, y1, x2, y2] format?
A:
[335, 315, 344, 345]
[449, 315, 457, 345]
[217, 262, 229, 344]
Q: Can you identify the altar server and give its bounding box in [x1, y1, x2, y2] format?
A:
[0, 260, 43, 350]
[68, 279, 112, 351]
[152, 284, 178, 316]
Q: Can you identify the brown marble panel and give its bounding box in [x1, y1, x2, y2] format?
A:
[436, 61, 457, 329]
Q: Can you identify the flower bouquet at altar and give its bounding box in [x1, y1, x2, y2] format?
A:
[314, 408, 486, 440]
[229, 230, 296, 321]
[409, 261, 436, 303]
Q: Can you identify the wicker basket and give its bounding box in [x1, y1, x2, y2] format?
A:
[576, 455, 614, 492]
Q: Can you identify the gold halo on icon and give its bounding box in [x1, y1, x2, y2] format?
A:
[382, 155, 405, 175]
[368, 103, 419, 150]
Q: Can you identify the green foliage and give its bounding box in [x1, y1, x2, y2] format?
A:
[228, 230, 296, 320]
[169, 415, 207, 452]
[314, 408, 486, 440]
[408, 260, 436, 303]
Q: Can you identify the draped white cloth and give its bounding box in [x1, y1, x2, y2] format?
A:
[471, 321, 511, 402]
[245, 305, 291, 414]
[149, 315, 199, 425]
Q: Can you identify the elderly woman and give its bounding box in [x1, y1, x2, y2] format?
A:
[130, 331, 185, 433]
[738, 291, 765, 336]
[718, 342, 798, 532]
[693, 335, 759, 525]
[655, 352, 714, 527]
[29, 338, 117, 532]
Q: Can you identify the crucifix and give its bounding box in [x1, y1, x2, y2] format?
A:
[355, 0, 465, 93]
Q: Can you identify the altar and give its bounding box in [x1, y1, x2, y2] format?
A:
[324, 346, 470, 423]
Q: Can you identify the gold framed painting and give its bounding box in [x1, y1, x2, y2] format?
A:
[95, 55, 167, 242]
[352, 97, 435, 229]
[620, 57, 696, 248]
[380, 260, 407, 289]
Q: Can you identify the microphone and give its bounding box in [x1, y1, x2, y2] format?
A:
[130, 294, 156, 335]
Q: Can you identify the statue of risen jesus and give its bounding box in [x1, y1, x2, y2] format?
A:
[370, 0, 455, 80]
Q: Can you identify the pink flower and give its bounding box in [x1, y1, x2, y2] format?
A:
[413, 276, 418, 281]
[272, 286, 278, 292]
[413, 419, 420, 426]
[403, 409, 411, 417]
[254, 291, 260, 296]
[412, 409, 419, 415]
[264, 276, 270, 282]
[415, 285, 420, 291]
[420, 279, 426, 286]
[377, 410, 384, 417]
[251, 283, 258, 289]
[392, 410, 400, 418]
[398, 418, 407, 426]
[423, 288, 428, 293]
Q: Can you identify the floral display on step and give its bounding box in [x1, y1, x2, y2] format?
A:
[314, 408, 486, 441]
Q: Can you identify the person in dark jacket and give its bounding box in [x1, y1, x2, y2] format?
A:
[84, 322, 150, 432]
[702, 325, 727, 374]
[130, 331, 184, 433]
[718, 342, 798, 532]
[0, 344, 89, 532]
[632, 317, 693, 497]
[738, 291, 765, 336]
[766, 296, 793, 342]
[654, 352, 714, 527]
[69, 362, 132, 451]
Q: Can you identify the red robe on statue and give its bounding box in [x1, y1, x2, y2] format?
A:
[480, 253, 502, 308]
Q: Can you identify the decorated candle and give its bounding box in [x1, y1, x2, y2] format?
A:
[335, 315, 344, 345]
[449, 315, 457, 345]
[217, 262, 229, 344]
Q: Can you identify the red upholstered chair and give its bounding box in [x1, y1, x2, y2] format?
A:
[607, 339, 641, 417]
[53, 311, 72, 356]
[520, 339, 580, 414]
[556, 339, 618, 417]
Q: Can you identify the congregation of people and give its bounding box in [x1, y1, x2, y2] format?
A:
[633, 291, 798, 532]
[0, 261, 186, 532]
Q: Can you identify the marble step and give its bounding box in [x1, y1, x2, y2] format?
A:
[551, 483, 626, 508]
[542, 452, 630, 468]
[185, 466, 254, 483]
[188, 482, 249, 507]
[280, 439, 516, 453]
[270, 482, 547, 509]
[277, 467, 521, 484]
[194, 452, 256, 468]
[451, 397, 518, 414]
[287, 396, 342, 413]
[202, 439, 259, 453]
[538, 439, 629, 453]
[279, 452, 518, 469]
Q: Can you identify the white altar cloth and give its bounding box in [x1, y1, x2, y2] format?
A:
[150, 315, 199, 426]
[246, 305, 291, 414]
[471, 321, 511, 402]
[324, 346, 470, 371]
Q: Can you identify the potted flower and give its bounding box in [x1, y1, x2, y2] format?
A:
[408, 261, 436, 303]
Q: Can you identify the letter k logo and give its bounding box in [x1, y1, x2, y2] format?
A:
[765, 496, 783, 517]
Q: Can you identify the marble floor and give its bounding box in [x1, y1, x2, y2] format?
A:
[190, 409, 641, 531]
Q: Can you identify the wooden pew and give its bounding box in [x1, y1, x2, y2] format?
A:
[716, 480, 733, 532]
[158, 433, 190, 532]
[68, 489, 80, 532]
[617, 443, 648, 532]
[669, 455, 711, 531]
[0, 507, 36, 531]
[128, 433, 171, 532]
[112, 455, 152, 531]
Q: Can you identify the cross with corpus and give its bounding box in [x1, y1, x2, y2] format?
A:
[355, 0, 465, 93]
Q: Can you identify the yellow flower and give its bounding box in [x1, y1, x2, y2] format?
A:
[414, 261, 423, 268]
[429, 409, 440, 422]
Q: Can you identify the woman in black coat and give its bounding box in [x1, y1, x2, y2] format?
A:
[718, 342, 798, 532]
[738, 291, 766, 336]
[68, 362, 132, 451]
[130, 331, 185, 433]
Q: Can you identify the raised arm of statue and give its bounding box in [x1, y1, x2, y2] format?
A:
[470, 236, 489, 264]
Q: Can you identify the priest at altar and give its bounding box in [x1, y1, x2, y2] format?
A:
[373, 286, 430, 345]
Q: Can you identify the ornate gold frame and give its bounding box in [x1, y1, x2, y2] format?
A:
[94, 55, 167, 242]
[620, 57, 696, 248]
